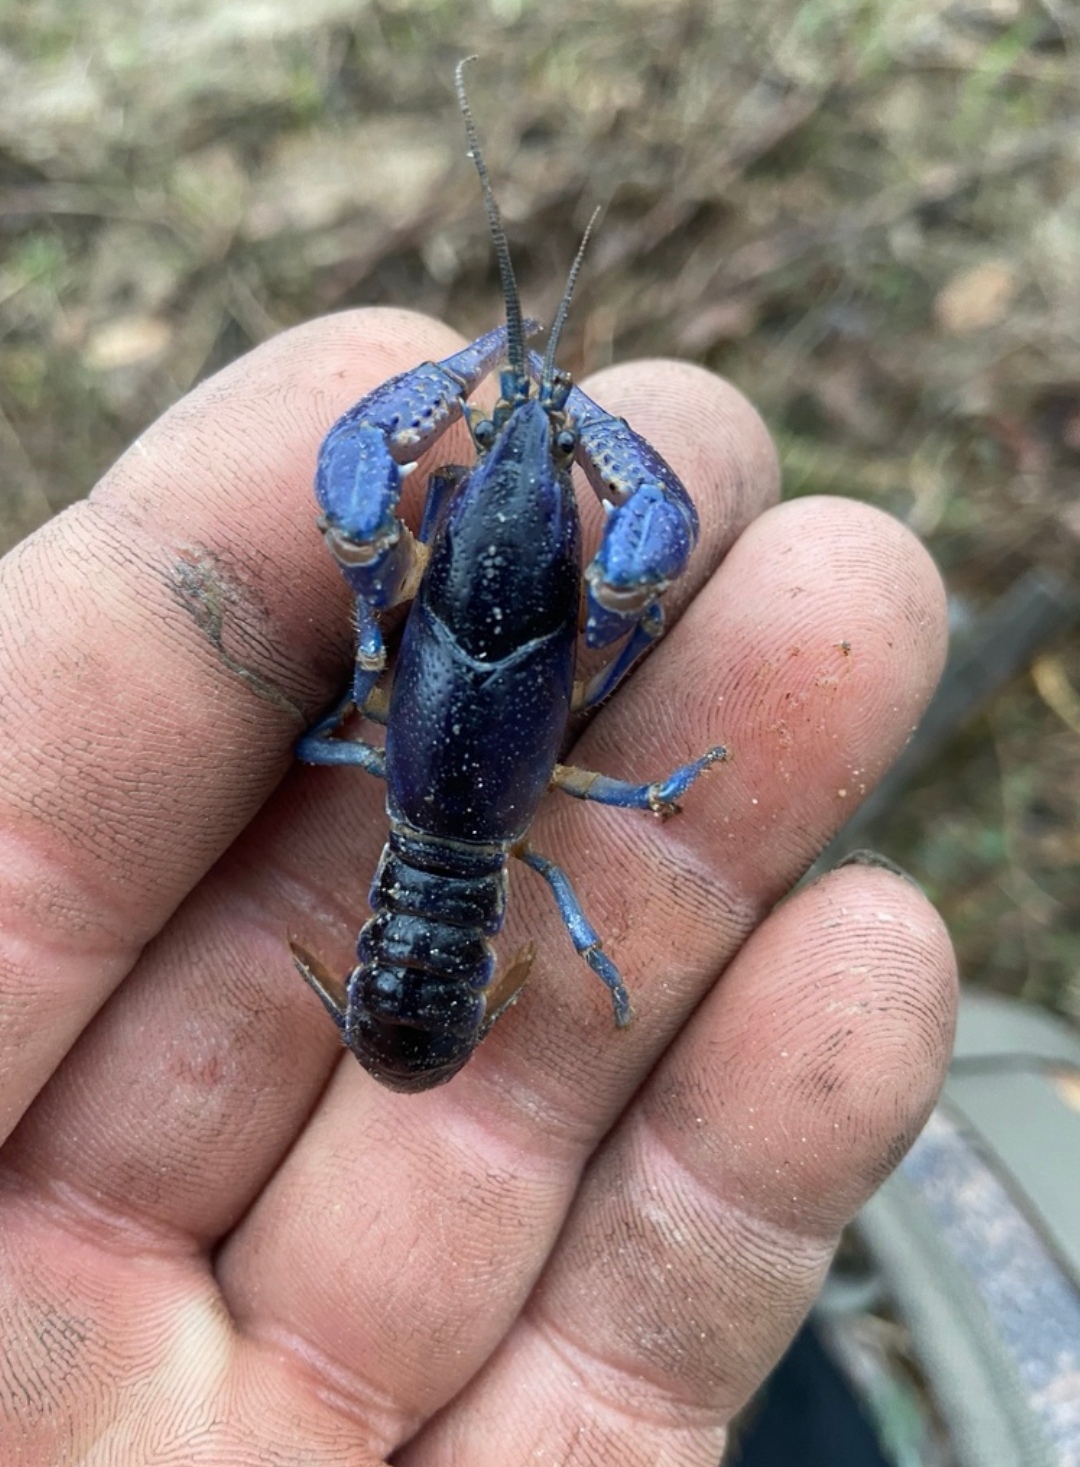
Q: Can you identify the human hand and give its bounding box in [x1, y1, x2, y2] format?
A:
[0, 309, 955, 1465]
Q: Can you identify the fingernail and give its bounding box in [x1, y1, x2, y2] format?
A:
[832, 849, 924, 892]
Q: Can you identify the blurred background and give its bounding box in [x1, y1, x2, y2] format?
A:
[2, 0, 1079, 1013]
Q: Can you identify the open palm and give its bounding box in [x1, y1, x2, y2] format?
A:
[0, 308, 955, 1465]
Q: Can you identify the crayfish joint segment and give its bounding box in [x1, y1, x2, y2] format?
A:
[572, 603, 664, 712]
[551, 745, 727, 818]
[295, 715, 388, 776]
[514, 845, 633, 1026]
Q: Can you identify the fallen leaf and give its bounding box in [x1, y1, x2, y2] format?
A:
[83, 316, 173, 371]
[933, 260, 1017, 334]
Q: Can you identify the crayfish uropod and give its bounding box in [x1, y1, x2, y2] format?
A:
[291, 59, 725, 1092]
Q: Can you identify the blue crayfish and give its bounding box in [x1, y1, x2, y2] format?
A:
[290, 60, 725, 1091]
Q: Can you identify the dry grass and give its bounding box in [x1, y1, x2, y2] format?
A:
[3, 0, 1080, 1017]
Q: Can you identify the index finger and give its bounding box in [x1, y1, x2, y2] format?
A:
[0, 309, 477, 1141]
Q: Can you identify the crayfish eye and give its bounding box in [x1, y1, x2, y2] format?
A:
[555, 428, 577, 458]
[473, 419, 496, 449]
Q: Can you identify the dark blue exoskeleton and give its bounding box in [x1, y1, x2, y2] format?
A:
[290, 60, 725, 1091]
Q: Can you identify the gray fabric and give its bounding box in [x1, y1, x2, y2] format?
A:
[857, 1160, 1059, 1467]
[952, 989, 1080, 1068]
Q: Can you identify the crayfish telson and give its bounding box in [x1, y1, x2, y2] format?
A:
[290, 59, 725, 1091]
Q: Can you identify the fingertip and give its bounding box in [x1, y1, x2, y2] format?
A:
[810, 855, 959, 1024]
[669, 856, 959, 1230]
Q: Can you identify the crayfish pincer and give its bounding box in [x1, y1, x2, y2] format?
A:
[290, 59, 726, 1092]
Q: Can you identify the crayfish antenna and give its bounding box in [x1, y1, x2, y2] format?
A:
[455, 58, 528, 395]
[540, 204, 601, 399]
